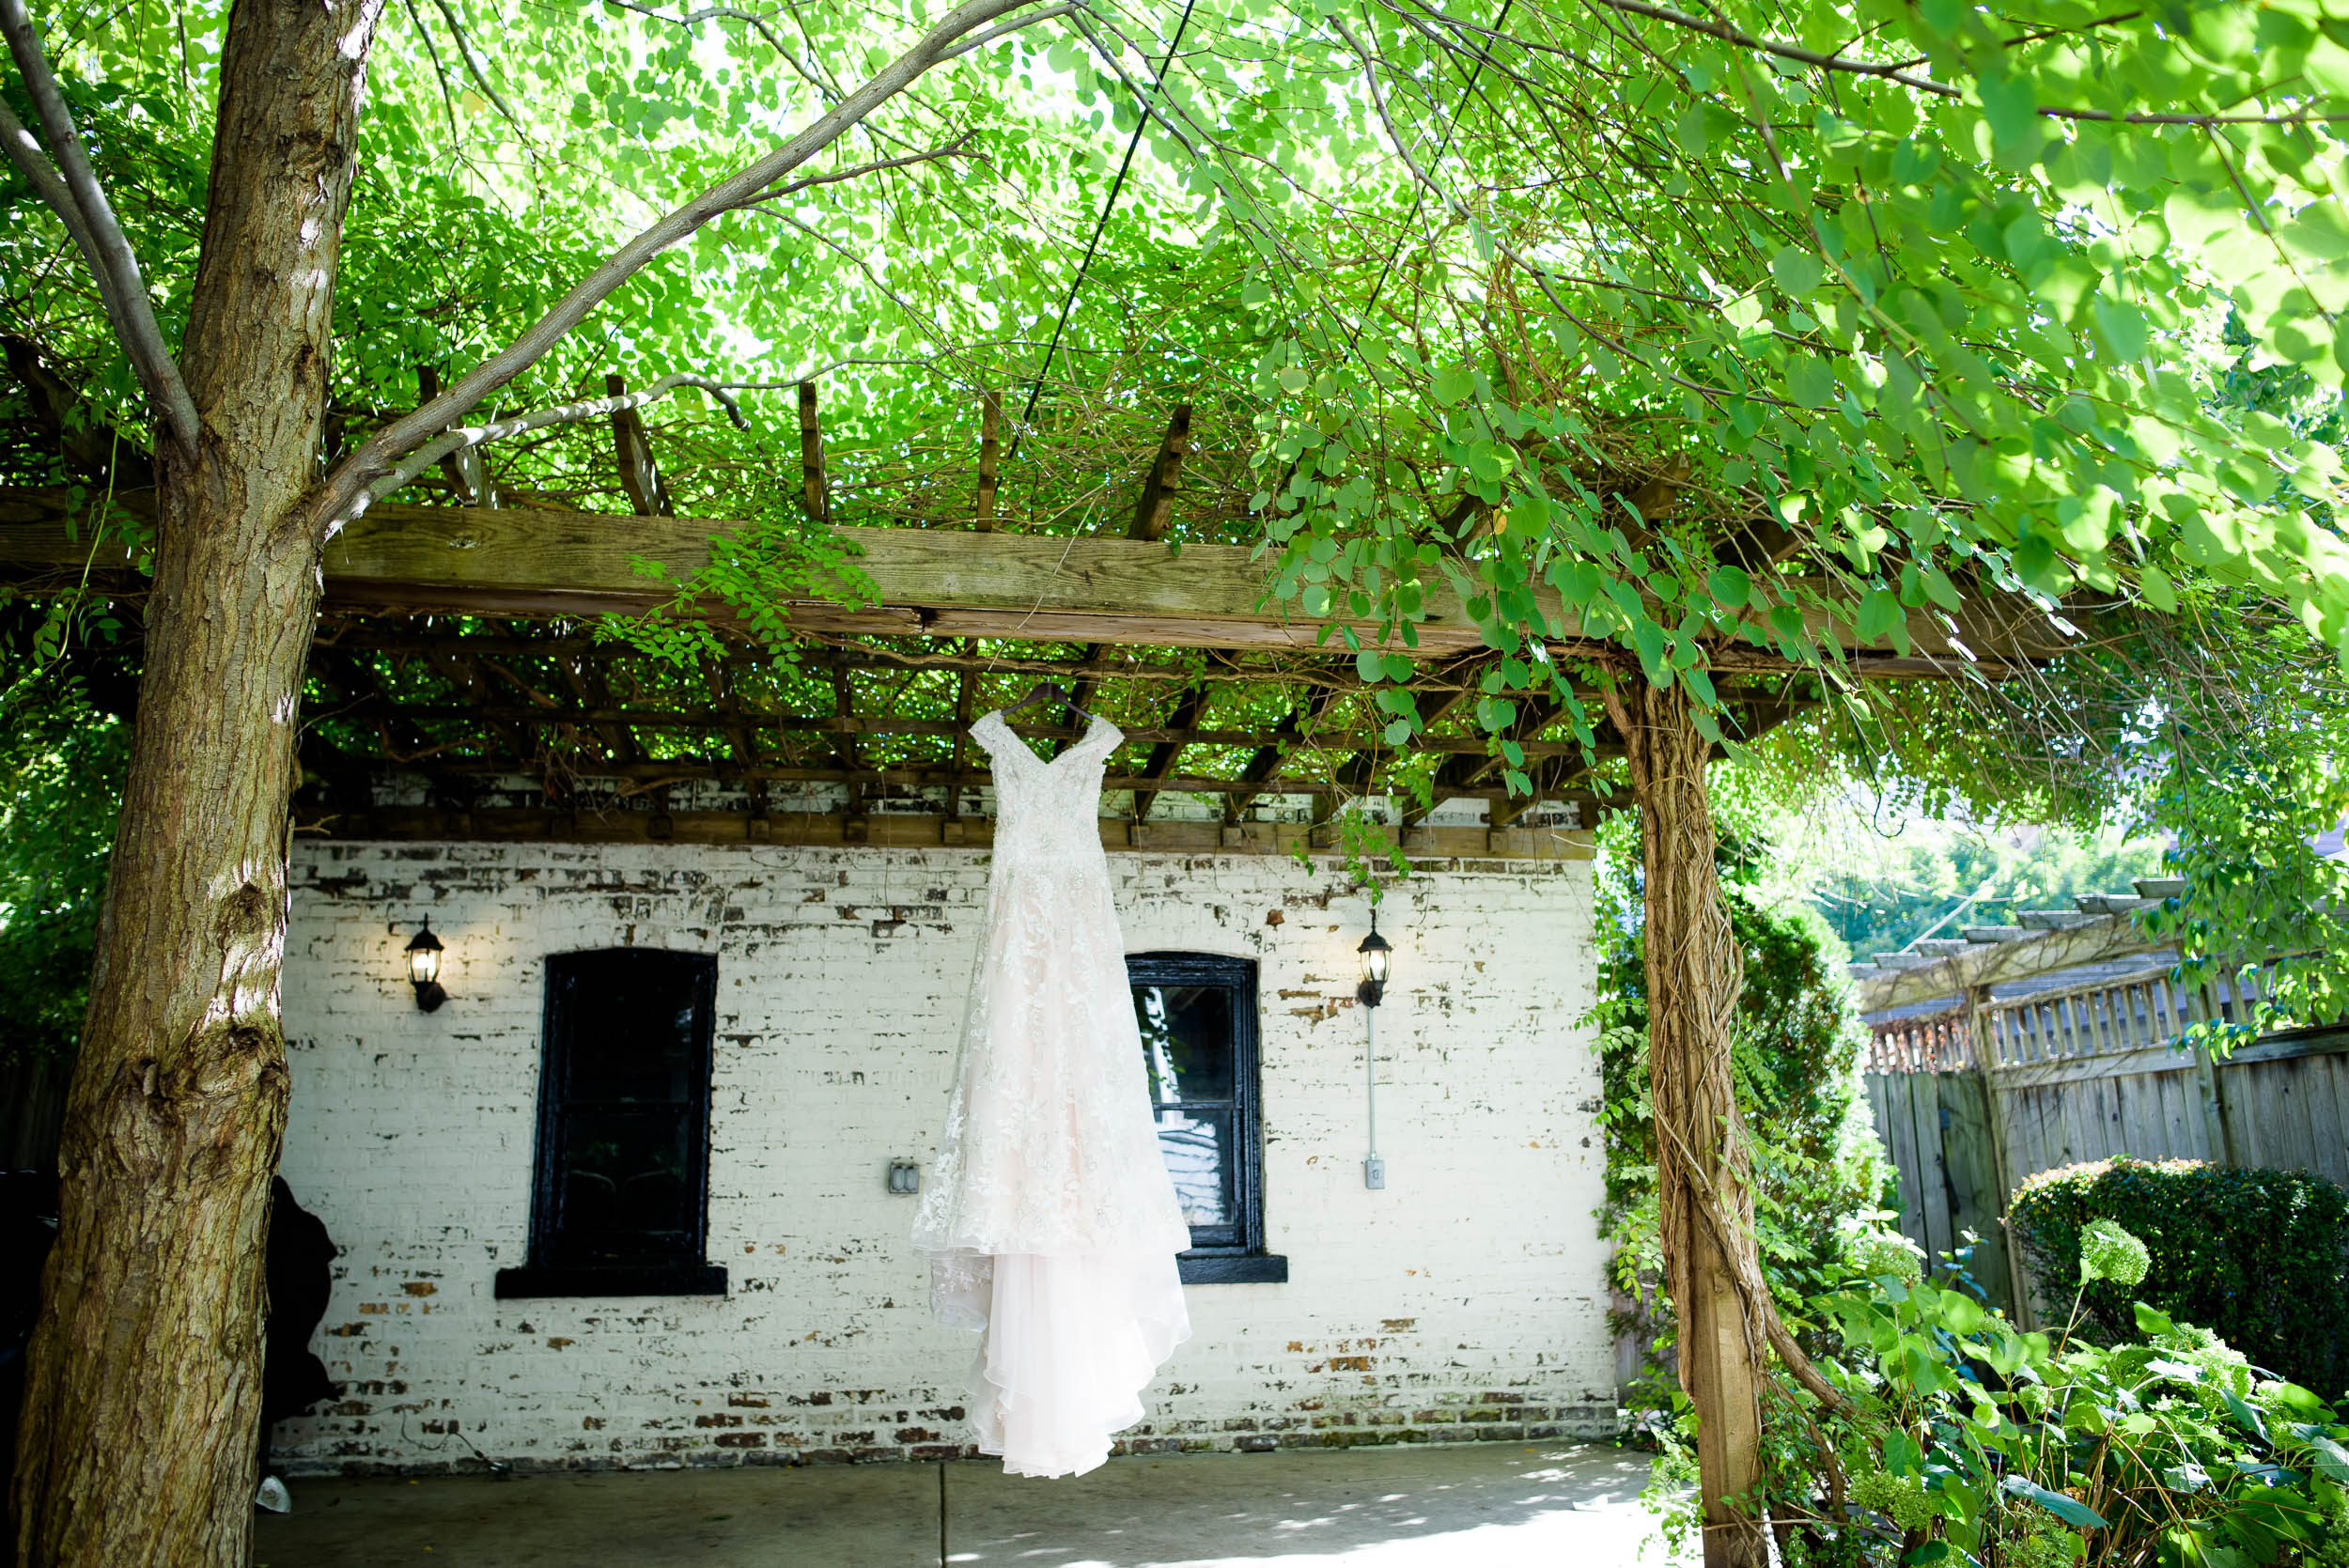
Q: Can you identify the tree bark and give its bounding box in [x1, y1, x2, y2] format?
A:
[9, 2, 383, 1562]
[1604, 675, 1770, 1568]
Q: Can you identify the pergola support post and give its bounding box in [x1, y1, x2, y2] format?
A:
[1605, 674, 1770, 1568]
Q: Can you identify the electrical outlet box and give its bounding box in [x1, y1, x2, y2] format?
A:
[1363, 1156, 1386, 1190]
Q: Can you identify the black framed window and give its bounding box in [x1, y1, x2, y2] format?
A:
[494, 949, 726, 1298]
[1128, 952, 1286, 1284]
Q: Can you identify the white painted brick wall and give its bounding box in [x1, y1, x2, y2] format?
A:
[273, 839, 1612, 1471]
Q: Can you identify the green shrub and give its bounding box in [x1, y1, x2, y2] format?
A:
[1641, 1228, 2349, 1566]
[1798, 1265, 2349, 1567]
[2010, 1157, 2349, 1398]
[0, 662, 128, 1068]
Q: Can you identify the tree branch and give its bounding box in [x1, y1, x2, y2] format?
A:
[1330, 16, 1779, 416]
[427, 0, 533, 144]
[362, 375, 749, 508]
[1569, 0, 2349, 126]
[0, 0, 200, 457]
[717, 355, 934, 389]
[400, 0, 463, 139]
[937, 1, 1081, 64]
[0, 98, 104, 280]
[601, 0, 795, 58]
[723, 136, 986, 214]
[309, 0, 1069, 536]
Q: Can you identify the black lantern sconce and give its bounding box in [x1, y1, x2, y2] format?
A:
[406, 919, 448, 1013]
[1355, 907, 1394, 1190]
[1356, 910, 1393, 1008]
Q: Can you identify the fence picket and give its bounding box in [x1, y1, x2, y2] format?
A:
[2318, 1056, 2349, 1188]
[1913, 1074, 1955, 1260]
[1868, 970, 2347, 1330]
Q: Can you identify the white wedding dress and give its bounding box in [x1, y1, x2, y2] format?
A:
[910, 709, 1192, 1478]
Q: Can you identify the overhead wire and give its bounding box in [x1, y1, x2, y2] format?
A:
[1011, 0, 1204, 453]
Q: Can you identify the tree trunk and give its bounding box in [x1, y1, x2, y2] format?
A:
[10, 2, 382, 1562]
[1605, 675, 1770, 1568]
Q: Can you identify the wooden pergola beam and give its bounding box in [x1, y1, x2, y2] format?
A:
[797, 381, 829, 524]
[321, 629, 1501, 697]
[0, 488, 2080, 669]
[1128, 679, 1210, 823]
[607, 373, 676, 519]
[1404, 686, 1579, 827]
[1128, 404, 1190, 543]
[376, 753, 1573, 800]
[1224, 685, 1343, 823]
[1854, 912, 2160, 1013]
[1059, 409, 1204, 753]
[322, 804, 1603, 861]
[310, 703, 1595, 755]
[974, 393, 1002, 531]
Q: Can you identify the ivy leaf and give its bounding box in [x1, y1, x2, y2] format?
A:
[1706, 566, 1750, 609]
[2014, 529, 2062, 589]
[1999, 1476, 2108, 1529]
[1631, 618, 1671, 683]
[2304, 1433, 2349, 1486]
[2092, 294, 2150, 362]
[1551, 559, 1602, 607]
[1769, 246, 1824, 296]
[1856, 588, 1903, 645]
[1976, 72, 2041, 157]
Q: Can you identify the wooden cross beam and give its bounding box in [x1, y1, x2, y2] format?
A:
[796, 382, 829, 524]
[0, 488, 2079, 669]
[1128, 404, 1191, 543]
[306, 702, 1595, 756]
[974, 393, 1002, 532]
[1059, 404, 1202, 751]
[607, 373, 676, 518]
[370, 753, 1578, 802]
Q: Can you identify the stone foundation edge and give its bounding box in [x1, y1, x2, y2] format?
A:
[284, 1403, 1623, 1478]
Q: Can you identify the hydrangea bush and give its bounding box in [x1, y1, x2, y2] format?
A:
[2011, 1159, 2349, 1398]
[1765, 1228, 2349, 1566]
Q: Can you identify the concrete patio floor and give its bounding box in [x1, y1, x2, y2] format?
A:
[254, 1439, 1679, 1567]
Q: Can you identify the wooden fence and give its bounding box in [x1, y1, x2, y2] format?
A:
[1863, 963, 2348, 1324]
[1, 1054, 68, 1173]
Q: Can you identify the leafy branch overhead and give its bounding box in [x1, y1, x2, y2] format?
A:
[6, 0, 2348, 807]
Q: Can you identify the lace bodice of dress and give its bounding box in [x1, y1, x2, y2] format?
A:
[973, 709, 1120, 871]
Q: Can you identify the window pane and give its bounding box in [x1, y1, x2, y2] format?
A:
[1133, 985, 1236, 1104]
[564, 980, 701, 1104]
[555, 1110, 693, 1259]
[1155, 1107, 1235, 1230]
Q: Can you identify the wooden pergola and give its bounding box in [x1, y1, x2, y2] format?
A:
[0, 457, 2074, 862]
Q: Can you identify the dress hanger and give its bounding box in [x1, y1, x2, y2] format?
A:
[999, 681, 1097, 727]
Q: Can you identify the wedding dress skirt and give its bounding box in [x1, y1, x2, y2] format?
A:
[910, 710, 1192, 1478]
